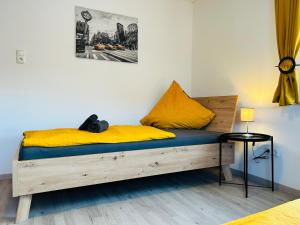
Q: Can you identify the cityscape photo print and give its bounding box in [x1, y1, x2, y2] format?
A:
[75, 6, 138, 63]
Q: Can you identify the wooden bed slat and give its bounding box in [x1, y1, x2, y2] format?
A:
[13, 143, 234, 197]
[193, 95, 238, 133]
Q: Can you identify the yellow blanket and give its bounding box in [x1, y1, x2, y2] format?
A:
[23, 125, 176, 147]
[224, 199, 300, 225]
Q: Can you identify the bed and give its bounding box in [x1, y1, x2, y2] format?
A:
[12, 95, 238, 223]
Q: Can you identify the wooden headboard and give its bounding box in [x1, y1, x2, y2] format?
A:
[193, 95, 238, 133]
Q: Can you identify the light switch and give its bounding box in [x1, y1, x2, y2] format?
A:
[16, 50, 25, 64]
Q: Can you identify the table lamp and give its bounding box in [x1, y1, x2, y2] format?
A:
[240, 107, 255, 135]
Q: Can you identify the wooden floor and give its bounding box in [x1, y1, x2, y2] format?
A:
[0, 169, 298, 225]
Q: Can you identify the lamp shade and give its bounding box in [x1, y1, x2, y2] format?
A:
[240, 108, 255, 122]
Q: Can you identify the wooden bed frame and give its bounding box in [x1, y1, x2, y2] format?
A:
[12, 95, 238, 223]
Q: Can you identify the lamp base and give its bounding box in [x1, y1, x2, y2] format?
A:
[243, 122, 253, 137]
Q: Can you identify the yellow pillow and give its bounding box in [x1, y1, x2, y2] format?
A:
[140, 81, 215, 129]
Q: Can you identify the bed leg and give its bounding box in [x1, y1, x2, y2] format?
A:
[16, 195, 32, 224]
[222, 165, 233, 181]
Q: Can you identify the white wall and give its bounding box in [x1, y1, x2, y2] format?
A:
[0, 0, 193, 175]
[193, 0, 300, 190]
[3, 0, 299, 191]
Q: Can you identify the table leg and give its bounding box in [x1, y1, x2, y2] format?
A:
[245, 141, 248, 198]
[219, 142, 222, 186]
[271, 137, 274, 192]
[243, 141, 246, 180]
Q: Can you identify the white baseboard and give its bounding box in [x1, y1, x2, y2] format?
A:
[231, 169, 300, 197]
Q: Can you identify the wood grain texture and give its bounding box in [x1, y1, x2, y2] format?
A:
[222, 165, 233, 181]
[13, 143, 234, 197]
[193, 95, 238, 133]
[15, 195, 32, 223]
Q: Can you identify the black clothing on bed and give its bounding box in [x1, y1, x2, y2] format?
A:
[79, 114, 98, 131]
[87, 120, 109, 133]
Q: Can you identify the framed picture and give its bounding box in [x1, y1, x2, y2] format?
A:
[75, 6, 138, 63]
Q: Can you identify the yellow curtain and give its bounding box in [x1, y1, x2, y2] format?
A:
[273, 0, 300, 106]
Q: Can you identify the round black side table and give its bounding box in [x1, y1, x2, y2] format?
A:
[219, 133, 274, 198]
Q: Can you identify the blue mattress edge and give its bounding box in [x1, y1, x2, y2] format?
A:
[20, 129, 223, 161]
